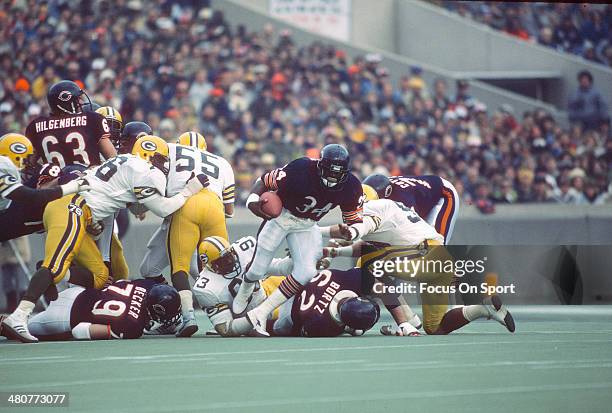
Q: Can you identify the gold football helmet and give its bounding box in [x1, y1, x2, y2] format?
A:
[199, 236, 240, 278]
[177, 131, 207, 151]
[96, 106, 123, 143]
[0, 133, 34, 169]
[132, 135, 169, 174]
[361, 184, 379, 202]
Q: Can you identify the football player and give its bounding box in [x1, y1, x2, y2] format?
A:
[117, 121, 153, 155]
[17, 279, 181, 341]
[139, 132, 233, 337]
[191, 235, 294, 337]
[321, 185, 515, 335]
[233, 144, 364, 336]
[271, 268, 380, 337]
[25, 80, 116, 168]
[176, 131, 235, 218]
[0, 134, 87, 242]
[95, 106, 123, 147]
[1, 135, 209, 343]
[362, 174, 459, 244]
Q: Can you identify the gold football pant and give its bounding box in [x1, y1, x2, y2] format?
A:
[167, 189, 228, 274]
[361, 240, 453, 334]
[42, 195, 112, 289]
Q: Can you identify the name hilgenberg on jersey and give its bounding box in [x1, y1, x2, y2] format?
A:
[82, 154, 167, 222]
[33, 115, 89, 133]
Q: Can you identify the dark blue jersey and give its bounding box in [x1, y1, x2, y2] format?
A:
[291, 268, 363, 337]
[262, 157, 363, 223]
[388, 175, 444, 219]
[70, 279, 155, 339]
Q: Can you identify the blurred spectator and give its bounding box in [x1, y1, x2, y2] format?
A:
[443, 2, 612, 67]
[0, 0, 609, 207]
[568, 70, 609, 130]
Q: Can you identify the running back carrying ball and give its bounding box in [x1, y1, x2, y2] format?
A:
[260, 192, 282, 218]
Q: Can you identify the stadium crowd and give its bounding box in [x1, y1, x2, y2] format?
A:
[441, 1, 612, 67]
[0, 0, 610, 209]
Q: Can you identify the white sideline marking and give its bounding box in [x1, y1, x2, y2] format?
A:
[90, 381, 612, 412]
[4, 358, 612, 391]
[3, 338, 612, 365]
[285, 359, 366, 366]
[1, 355, 69, 362]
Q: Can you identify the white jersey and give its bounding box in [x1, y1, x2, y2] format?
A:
[166, 143, 235, 203]
[0, 155, 22, 211]
[362, 199, 444, 245]
[82, 154, 166, 222]
[193, 236, 293, 326]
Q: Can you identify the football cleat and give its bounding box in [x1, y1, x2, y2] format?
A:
[380, 323, 422, 337]
[231, 280, 255, 316]
[483, 295, 515, 333]
[1, 310, 38, 343]
[246, 310, 270, 337]
[175, 310, 198, 338]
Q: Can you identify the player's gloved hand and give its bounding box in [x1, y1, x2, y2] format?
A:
[60, 177, 90, 196]
[86, 220, 105, 240]
[181, 173, 209, 197]
[380, 322, 422, 337]
[248, 198, 273, 220]
[128, 203, 148, 221]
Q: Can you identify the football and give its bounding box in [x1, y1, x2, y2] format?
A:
[260, 191, 283, 218]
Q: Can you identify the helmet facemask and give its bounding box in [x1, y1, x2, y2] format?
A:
[210, 248, 241, 279]
[318, 159, 349, 190]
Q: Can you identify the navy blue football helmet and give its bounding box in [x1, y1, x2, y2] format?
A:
[362, 174, 392, 199]
[339, 297, 380, 332]
[47, 80, 91, 115]
[119, 121, 153, 154]
[147, 284, 182, 329]
[318, 144, 350, 190]
[82, 101, 101, 113]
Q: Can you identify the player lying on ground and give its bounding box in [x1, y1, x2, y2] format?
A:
[139, 131, 235, 337]
[1, 136, 209, 343]
[320, 184, 515, 335]
[179, 235, 293, 337]
[363, 174, 459, 244]
[233, 144, 365, 336]
[0, 279, 180, 341]
[270, 267, 380, 337]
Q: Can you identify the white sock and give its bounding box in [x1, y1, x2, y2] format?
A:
[253, 288, 289, 320]
[179, 290, 194, 314]
[16, 300, 35, 316]
[462, 305, 488, 321]
[401, 304, 416, 320]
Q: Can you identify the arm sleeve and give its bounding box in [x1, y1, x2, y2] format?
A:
[348, 215, 381, 241]
[221, 159, 236, 204]
[261, 166, 289, 191]
[5, 184, 63, 205]
[341, 184, 364, 225]
[141, 193, 188, 218]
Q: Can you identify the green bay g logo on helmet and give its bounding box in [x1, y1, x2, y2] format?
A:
[141, 140, 158, 152]
[9, 142, 28, 154]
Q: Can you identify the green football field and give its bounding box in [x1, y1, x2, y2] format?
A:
[2, 307, 612, 413]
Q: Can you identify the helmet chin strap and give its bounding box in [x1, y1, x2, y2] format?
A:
[321, 177, 338, 187]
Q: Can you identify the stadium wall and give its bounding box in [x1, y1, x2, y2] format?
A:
[395, 1, 612, 111]
[17, 205, 612, 306]
[213, 0, 568, 125]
